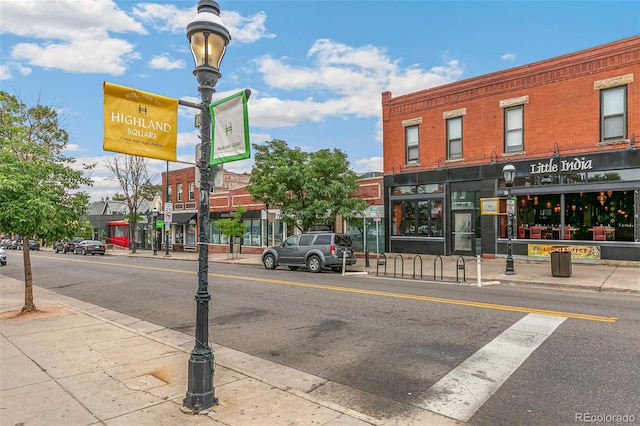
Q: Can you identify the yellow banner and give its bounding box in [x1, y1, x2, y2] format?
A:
[103, 82, 178, 161]
[527, 243, 602, 260]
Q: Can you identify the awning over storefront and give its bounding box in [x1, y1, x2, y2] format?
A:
[107, 220, 129, 226]
[171, 213, 197, 224]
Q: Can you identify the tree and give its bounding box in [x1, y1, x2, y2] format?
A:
[104, 155, 157, 254]
[0, 91, 94, 314]
[247, 139, 368, 233]
[213, 205, 247, 259]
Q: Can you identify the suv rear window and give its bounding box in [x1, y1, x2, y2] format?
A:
[334, 234, 352, 246]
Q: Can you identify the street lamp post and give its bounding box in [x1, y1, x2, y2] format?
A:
[152, 207, 158, 255]
[502, 163, 516, 275]
[183, 0, 230, 414]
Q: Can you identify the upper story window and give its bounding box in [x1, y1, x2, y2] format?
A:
[406, 125, 419, 163]
[601, 86, 627, 141]
[167, 185, 172, 203]
[177, 183, 183, 202]
[188, 182, 195, 201]
[447, 117, 462, 160]
[504, 105, 524, 152]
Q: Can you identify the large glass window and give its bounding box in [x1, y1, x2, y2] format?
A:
[391, 200, 443, 237]
[504, 106, 523, 152]
[514, 190, 635, 241]
[601, 86, 626, 141]
[405, 125, 419, 164]
[177, 183, 183, 202]
[447, 117, 462, 160]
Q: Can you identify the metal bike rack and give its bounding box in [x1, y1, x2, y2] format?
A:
[376, 253, 387, 277]
[433, 255, 443, 281]
[456, 256, 466, 282]
[412, 255, 423, 279]
[393, 254, 404, 278]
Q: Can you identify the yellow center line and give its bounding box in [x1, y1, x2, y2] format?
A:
[37, 255, 618, 323]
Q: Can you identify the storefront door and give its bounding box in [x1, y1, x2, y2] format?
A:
[452, 210, 475, 255]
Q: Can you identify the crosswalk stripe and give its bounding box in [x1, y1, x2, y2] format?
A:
[416, 313, 566, 422]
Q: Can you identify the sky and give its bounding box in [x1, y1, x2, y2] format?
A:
[1, 0, 639, 203]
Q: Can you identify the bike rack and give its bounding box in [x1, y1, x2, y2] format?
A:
[433, 255, 443, 281]
[456, 256, 466, 282]
[412, 255, 423, 279]
[393, 254, 404, 278]
[376, 253, 387, 277]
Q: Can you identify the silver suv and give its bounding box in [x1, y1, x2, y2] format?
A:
[261, 232, 356, 273]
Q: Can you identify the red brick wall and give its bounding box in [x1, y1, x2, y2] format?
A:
[383, 36, 640, 174]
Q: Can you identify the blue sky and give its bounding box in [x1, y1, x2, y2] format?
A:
[1, 0, 639, 202]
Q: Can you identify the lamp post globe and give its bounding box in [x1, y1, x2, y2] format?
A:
[183, 0, 230, 414]
[502, 163, 516, 275]
[151, 207, 158, 255]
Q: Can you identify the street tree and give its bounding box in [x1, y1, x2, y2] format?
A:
[213, 205, 247, 258]
[104, 155, 157, 254]
[0, 91, 94, 314]
[247, 139, 368, 233]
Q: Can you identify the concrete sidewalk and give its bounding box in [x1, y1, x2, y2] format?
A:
[1, 250, 638, 426]
[0, 276, 456, 426]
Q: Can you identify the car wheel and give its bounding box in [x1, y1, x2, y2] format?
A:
[100, 253, 105, 256]
[55, 247, 59, 253]
[263, 254, 276, 270]
[1, 262, 6, 266]
[288, 266, 299, 271]
[307, 255, 321, 273]
[331, 267, 342, 273]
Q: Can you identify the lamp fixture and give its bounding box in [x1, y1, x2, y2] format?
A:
[437, 157, 446, 171]
[552, 142, 560, 158]
[490, 151, 498, 165]
[629, 133, 636, 150]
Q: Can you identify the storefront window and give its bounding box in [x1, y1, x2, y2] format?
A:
[392, 200, 443, 237]
[514, 190, 635, 241]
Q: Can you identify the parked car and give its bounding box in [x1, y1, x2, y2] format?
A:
[0, 248, 6, 266]
[261, 232, 356, 273]
[27, 239, 40, 250]
[55, 237, 84, 254]
[74, 240, 106, 256]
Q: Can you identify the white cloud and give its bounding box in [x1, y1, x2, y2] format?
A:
[249, 40, 463, 128]
[0, 62, 32, 80]
[148, 53, 185, 70]
[501, 53, 516, 60]
[353, 156, 383, 174]
[11, 39, 140, 75]
[132, 3, 275, 44]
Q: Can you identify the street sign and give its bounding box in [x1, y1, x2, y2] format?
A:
[506, 198, 516, 215]
[164, 202, 172, 212]
[164, 211, 172, 223]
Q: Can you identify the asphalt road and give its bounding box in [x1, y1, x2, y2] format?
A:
[2, 250, 639, 425]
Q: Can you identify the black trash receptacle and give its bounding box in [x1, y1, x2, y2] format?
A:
[550, 245, 572, 277]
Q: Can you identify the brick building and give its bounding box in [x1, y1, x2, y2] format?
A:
[382, 36, 639, 261]
[161, 166, 383, 255]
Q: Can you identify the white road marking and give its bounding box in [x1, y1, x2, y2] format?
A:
[416, 313, 566, 422]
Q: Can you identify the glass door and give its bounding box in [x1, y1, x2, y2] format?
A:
[452, 210, 475, 254]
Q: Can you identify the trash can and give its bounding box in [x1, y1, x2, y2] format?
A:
[550, 245, 572, 277]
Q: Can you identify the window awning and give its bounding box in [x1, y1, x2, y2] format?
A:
[171, 213, 197, 224]
[107, 220, 129, 226]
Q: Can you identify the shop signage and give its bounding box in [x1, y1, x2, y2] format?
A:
[527, 243, 601, 260]
[529, 157, 593, 175]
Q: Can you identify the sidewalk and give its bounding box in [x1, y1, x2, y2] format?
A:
[1, 250, 638, 426]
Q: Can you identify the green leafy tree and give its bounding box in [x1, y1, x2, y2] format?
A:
[0, 92, 94, 314]
[105, 155, 157, 254]
[247, 139, 368, 233]
[213, 205, 247, 257]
